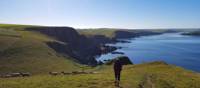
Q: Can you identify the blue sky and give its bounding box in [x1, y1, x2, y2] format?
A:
[0, 0, 200, 29]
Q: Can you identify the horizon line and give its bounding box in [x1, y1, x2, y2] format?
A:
[0, 23, 200, 30]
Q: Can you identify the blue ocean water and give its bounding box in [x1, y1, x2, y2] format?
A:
[96, 33, 200, 72]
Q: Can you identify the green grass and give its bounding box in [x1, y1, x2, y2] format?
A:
[1, 62, 200, 88]
[0, 24, 82, 74]
[78, 28, 173, 39]
[0, 24, 37, 29]
[78, 28, 118, 38]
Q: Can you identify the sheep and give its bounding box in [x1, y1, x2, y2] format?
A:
[49, 72, 59, 76]
[79, 71, 87, 74]
[20, 72, 31, 77]
[1, 74, 12, 78]
[72, 71, 80, 75]
[72, 71, 87, 75]
[10, 73, 21, 77]
[61, 71, 71, 75]
[89, 72, 99, 74]
[0, 72, 31, 78]
[0, 73, 13, 78]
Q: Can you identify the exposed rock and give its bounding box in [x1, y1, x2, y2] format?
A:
[26, 27, 100, 65]
[111, 51, 124, 55]
[25, 27, 167, 66]
[114, 30, 137, 39]
[100, 45, 117, 54]
[105, 56, 133, 65]
[182, 31, 200, 36]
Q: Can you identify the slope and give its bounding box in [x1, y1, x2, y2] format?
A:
[1, 61, 200, 88]
[0, 25, 81, 74]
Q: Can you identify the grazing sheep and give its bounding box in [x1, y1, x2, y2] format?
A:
[61, 71, 71, 75]
[20, 72, 31, 77]
[0, 72, 31, 78]
[10, 73, 21, 77]
[89, 72, 99, 74]
[49, 72, 59, 76]
[79, 71, 85, 74]
[0, 74, 4, 78]
[2, 74, 12, 78]
[72, 71, 79, 75]
[86, 72, 92, 74]
[72, 71, 87, 75]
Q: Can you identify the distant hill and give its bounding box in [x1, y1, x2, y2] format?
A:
[182, 30, 200, 36]
[78, 28, 176, 41]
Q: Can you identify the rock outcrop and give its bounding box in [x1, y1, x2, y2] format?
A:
[26, 27, 117, 66]
[105, 56, 133, 65]
[25, 27, 168, 66]
[182, 31, 200, 36]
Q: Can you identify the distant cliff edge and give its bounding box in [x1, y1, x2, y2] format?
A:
[26, 27, 174, 66]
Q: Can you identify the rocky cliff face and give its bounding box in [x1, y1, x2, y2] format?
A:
[25, 27, 165, 66]
[26, 27, 102, 65]
[114, 30, 164, 39]
[104, 56, 133, 65]
[114, 30, 136, 39]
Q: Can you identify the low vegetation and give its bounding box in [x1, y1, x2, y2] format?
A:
[78, 28, 176, 40]
[1, 61, 200, 88]
[78, 28, 118, 38]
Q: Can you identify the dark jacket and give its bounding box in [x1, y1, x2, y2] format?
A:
[114, 60, 122, 71]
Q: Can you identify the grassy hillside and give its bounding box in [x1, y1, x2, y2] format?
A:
[78, 28, 118, 38]
[0, 24, 37, 29]
[0, 25, 82, 74]
[1, 61, 200, 88]
[78, 28, 175, 40]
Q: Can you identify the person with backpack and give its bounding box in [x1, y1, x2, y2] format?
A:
[114, 59, 122, 86]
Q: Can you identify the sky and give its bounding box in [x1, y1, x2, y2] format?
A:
[0, 0, 200, 29]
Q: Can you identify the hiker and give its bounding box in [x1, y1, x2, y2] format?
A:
[114, 59, 122, 86]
